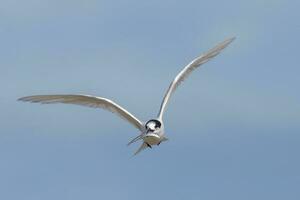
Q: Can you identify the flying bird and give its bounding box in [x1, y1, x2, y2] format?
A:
[19, 37, 235, 155]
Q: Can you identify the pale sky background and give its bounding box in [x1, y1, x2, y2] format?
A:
[1, 0, 300, 199]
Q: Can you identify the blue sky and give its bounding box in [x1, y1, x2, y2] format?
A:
[1, 0, 300, 199]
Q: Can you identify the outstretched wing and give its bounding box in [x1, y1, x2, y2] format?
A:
[158, 37, 235, 120]
[19, 94, 144, 131]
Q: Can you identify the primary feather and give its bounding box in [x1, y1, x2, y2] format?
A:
[158, 37, 235, 120]
[18, 94, 144, 131]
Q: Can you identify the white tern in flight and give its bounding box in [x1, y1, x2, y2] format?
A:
[19, 37, 235, 155]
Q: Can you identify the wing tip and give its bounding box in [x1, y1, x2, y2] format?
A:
[223, 36, 236, 46]
[18, 95, 43, 102]
[229, 36, 236, 41]
[227, 36, 236, 44]
[18, 96, 31, 102]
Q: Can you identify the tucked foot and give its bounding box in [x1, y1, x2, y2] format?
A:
[146, 143, 152, 148]
[157, 142, 161, 146]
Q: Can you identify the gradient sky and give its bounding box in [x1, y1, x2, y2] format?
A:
[1, 0, 300, 199]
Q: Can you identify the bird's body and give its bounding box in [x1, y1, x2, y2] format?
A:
[19, 37, 235, 155]
[144, 119, 165, 144]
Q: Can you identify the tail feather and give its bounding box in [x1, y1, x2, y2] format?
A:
[127, 134, 143, 146]
[134, 142, 148, 156]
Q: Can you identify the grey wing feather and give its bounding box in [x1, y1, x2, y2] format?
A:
[158, 37, 235, 120]
[18, 94, 144, 131]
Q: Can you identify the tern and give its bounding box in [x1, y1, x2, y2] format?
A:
[19, 37, 235, 155]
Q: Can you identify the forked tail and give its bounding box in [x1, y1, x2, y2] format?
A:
[127, 134, 143, 146]
[134, 142, 148, 156]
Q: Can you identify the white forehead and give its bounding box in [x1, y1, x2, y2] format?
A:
[147, 122, 156, 129]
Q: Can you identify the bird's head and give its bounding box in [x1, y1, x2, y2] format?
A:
[145, 119, 162, 133]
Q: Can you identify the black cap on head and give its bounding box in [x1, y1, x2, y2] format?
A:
[145, 119, 161, 129]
